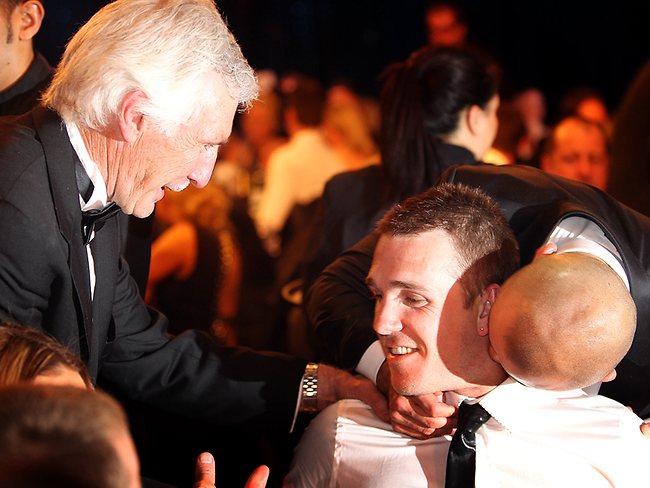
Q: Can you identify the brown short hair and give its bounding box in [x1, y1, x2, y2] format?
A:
[376, 183, 519, 305]
[0, 385, 130, 488]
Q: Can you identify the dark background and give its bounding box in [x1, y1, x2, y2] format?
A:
[40, 1, 648, 121]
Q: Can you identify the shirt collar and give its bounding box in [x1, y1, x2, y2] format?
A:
[65, 122, 109, 211]
[478, 377, 590, 433]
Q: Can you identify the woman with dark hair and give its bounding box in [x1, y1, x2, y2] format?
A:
[302, 45, 501, 288]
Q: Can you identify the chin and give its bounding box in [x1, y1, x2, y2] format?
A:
[131, 202, 155, 219]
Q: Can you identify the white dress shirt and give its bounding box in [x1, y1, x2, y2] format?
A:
[66, 122, 109, 300]
[475, 378, 650, 487]
[283, 398, 455, 488]
[286, 380, 650, 487]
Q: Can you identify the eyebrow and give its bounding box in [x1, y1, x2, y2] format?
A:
[365, 276, 424, 291]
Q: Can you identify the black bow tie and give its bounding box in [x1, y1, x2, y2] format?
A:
[81, 203, 121, 245]
[74, 159, 121, 244]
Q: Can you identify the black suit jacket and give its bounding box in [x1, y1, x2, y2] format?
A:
[0, 107, 305, 427]
[306, 164, 650, 416]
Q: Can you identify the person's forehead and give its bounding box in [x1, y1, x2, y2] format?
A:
[555, 123, 606, 148]
[372, 231, 460, 282]
[190, 82, 238, 141]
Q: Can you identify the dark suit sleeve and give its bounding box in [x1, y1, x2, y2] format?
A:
[99, 251, 306, 428]
[304, 232, 379, 370]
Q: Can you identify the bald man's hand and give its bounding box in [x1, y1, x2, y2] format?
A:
[388, 389, 457, 439]
[534, 242, 557, 259]
[642, 423, 650, 437]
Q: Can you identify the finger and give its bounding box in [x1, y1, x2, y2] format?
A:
[194, 452, 216, 488]
[641, 422, 650, 438]
[392, 423, 437, 439]
[534, 242, 557, 258]
[391, 393, 452, 428]
[389, 408, 448, 436]
[245, 465, 270, 488]
[409, 394, 456, 419]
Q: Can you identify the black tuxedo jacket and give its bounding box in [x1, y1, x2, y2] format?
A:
[306, 164, 650, 416]
[0, 107, 305, 427]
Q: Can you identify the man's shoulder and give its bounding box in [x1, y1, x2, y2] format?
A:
[322, 165, 382, 207]
[0, 114, 48, 197]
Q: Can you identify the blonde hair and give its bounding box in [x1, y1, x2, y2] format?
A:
[0, 323, 92, 388]
[323, 103, 378, 157]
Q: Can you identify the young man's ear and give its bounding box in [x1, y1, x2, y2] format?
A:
[18, 1, 45, 41]
[477, 283, 500, 337]
[118, 90, 149, 143]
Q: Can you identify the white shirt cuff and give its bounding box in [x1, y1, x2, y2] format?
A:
[355, 340, 385, 384]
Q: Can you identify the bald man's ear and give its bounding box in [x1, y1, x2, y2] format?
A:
[601, 369, 617, 383]
[18, 1, 44, 41]
[477, 284, 500, 337]
[118, 90, 149, 143]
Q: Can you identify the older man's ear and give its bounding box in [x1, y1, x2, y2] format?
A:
[117, 90, 149, 143]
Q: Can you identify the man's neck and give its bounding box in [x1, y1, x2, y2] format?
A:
[0, 47, 35, 92]
[454, 369, 508, 400]
[78, 126, 110, 182]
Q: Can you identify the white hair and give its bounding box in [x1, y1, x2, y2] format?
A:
[42, 0, 258, 133]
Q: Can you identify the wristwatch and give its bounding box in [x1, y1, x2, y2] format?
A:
[301, 362, 319, 413]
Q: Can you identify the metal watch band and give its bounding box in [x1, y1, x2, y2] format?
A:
[301, 362, 319, 413]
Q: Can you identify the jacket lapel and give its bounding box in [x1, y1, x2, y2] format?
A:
[31, 107, 92, 362]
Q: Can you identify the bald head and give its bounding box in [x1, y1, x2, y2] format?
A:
[489, 252, 636, 390]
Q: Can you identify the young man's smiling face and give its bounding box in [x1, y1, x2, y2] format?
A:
[368, 229, 499, 397]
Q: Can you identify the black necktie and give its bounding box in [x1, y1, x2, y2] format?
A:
[445, 400, 492, 488]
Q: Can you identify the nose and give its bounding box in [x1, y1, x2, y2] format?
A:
[189, 147, 218, 188]
[373, 299, 403, 336]
[576, 156, 593, 180]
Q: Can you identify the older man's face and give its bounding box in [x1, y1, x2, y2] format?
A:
[368, 230, 489, 397]
[110, 73, 238, 217]
[541, 120, 610, 191]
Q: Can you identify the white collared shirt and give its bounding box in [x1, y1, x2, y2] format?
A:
[285, 381, 650, 487]
[475, 378, 650, 487]
[284, 394, 462, 488]
[66, 122, 109, 299]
